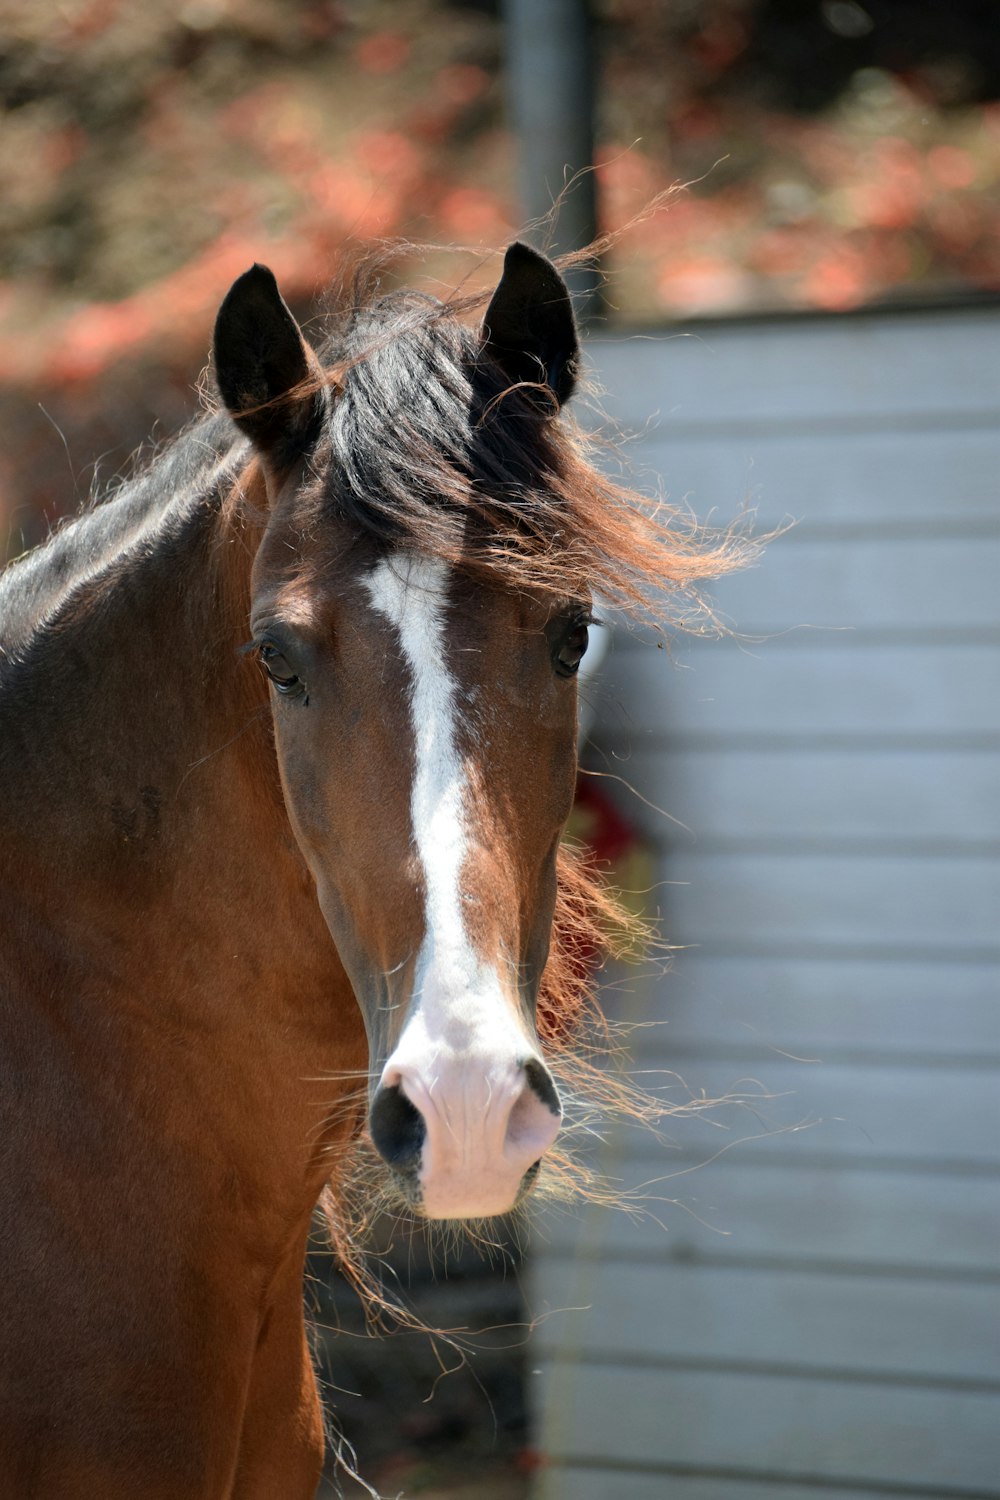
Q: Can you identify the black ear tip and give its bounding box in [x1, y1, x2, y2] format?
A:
[504, 240, 548, 268]
[219, 263, 279, 311]
[502, 241, 570, 294]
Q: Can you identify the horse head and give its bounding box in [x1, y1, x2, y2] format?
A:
[214, 246, 588, 1219]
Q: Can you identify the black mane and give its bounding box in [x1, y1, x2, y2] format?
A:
[309, 289, 565, 557]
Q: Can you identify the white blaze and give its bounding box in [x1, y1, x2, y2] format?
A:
[363, 552, 476, 1002]
[364, 552, 558, 1218]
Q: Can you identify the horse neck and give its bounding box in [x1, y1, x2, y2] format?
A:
[0, 420, 366, 1225]
[1, 414, 261, 835]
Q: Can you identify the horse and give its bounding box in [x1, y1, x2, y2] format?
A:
[0, 240, 741, 1497]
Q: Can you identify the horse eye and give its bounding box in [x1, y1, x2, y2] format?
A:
[555, 619, 589, 679]
[258, 644, 302, 697]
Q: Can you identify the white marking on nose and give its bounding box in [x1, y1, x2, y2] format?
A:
[364, 552, 559, 1218]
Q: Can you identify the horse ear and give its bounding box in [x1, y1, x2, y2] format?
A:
[482, 242, 580, 408]
[213, 264, 323, 460]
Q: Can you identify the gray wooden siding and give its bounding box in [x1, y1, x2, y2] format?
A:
[530, 308, 1000, 1500]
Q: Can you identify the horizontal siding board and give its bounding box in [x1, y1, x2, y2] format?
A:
[603, 538, 1000, 637]
[706, 535, 1000, 634]
[592, 310, 1000, 427]
[633, 955, 1000, 1059]
[607, 749, 1000, 847]
[535, 1364, 1000, 1491]
[532, 1263, 1000, 1382]
[537, 1469, 992, 1500]
[533, 1162, 1000, 1273]
[594, 642, 1000, 738]
[600, 1058, 1000, 1165]
[634, 425, 1000, 531]
[654, 852, 1000, 950]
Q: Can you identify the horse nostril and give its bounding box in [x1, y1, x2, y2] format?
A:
[505, 1058, 563, 1171]
[369, 1083, 426, 1169]
[523, 1057, 561, 1118]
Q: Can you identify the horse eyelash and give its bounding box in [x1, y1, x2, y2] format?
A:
[238, 637, 283, 660]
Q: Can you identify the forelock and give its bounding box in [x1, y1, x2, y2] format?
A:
[310, 291, 563, 559]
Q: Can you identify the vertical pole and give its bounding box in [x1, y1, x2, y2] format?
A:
[504, 0, 600, 317]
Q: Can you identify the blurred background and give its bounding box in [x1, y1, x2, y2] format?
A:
[1, 3, 998, 1498]
[3, 0, 1000, 553]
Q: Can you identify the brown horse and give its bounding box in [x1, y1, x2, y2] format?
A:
[0, 243, 741, 1497]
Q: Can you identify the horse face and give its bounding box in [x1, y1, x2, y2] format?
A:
[249, 534, 582, 1217]
[217, 248, 583, 1219]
